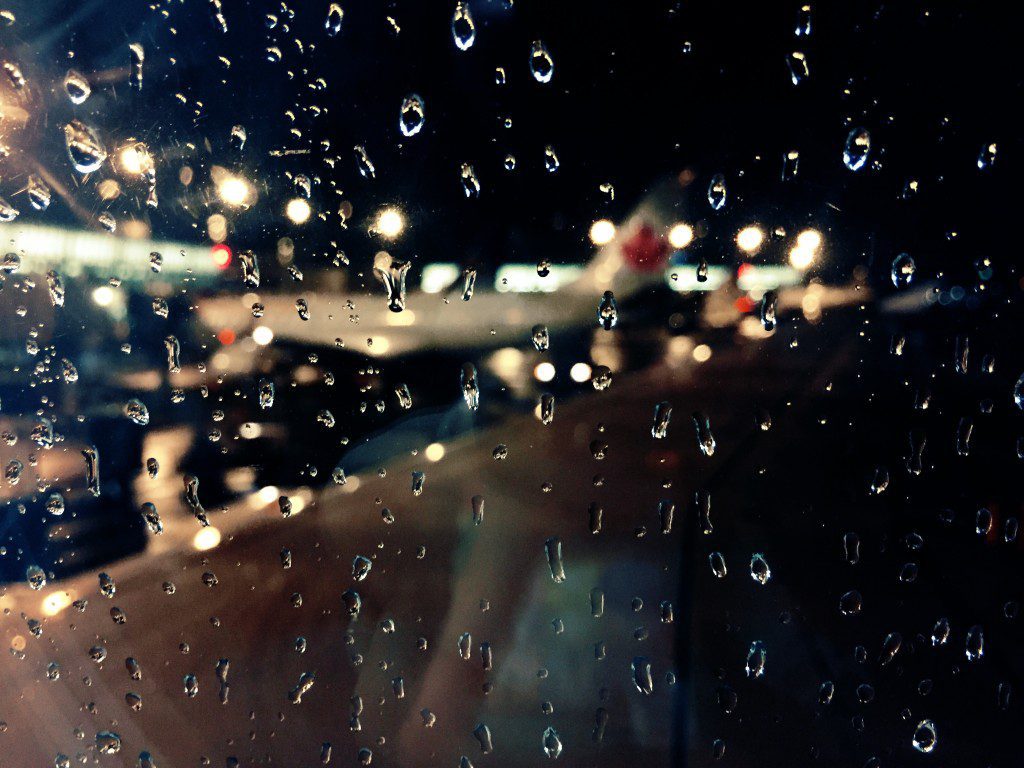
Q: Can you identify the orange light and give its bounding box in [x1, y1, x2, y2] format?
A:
[217, 328, 236, 345]
[212, 244, 232, 269]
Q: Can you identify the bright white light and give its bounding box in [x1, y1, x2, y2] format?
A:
[589, 219, 616, 246]
[119, 145, 152, 176]
[385, 310, 416, 326]
[570, 362, 592, 382]
[692, 344, 712, 362]
[796, 228, 822, 250]
[421, 263, 460, 293]
[736, 226, 765, 254]
[789, 245, 815, 270]
[425, 442, 445, 462]
[41, 591, 73, 617]
[668, 222, 694, 249]
[286, 198, 312, 224]
[91, 285, 114, 307]
[218, 176, 250, 207]
[374, 208, 405, 239]
[534, 362, 556, 382]
[193, 527, 222, 551]
[365, 336, 391, 356]
[257, 486, 280, 505]
[240, 422, 263, 439]
[252, 326, 274, 346]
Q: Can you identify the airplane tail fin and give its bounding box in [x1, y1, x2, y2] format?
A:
[567, 177, 686, 299]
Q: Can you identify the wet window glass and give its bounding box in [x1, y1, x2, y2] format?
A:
[0, 2, 1019, 766]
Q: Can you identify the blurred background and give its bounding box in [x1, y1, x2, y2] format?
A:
[1, 1, 1022, 766]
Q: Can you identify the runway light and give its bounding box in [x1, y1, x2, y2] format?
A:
[41, 591, 74, 617]
[589, 219, 616, 246]
[570, 362, 592, 382]
[118, 144, 153, 176]
[286, 198, 312, 224]
[692, 343, 712, 362]
[668, 222, 694, 249]
[796, 228, 822, 250]
[257, 486, 280, 505]
[736, 226, 765, 254]
[252, 325, 274, 345]
[534, 362, 556, 382]
[192, 526, 222, 551]
[218, 176, 251, 207]
[790, 228, 822, 271]
[425, 442, 445, 462]
[91, 285, 114, 307]
[789, 245, 815, 270]
[374, 207, 405, 239]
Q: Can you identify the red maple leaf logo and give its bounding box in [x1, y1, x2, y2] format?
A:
[621, 224, 669, 272]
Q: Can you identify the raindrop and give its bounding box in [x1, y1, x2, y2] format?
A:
[891, 253, 916, 287]
[709, 551, 727, 578]
[27, 174, 53, 210]
[707, 174, 727, 210]
[529, 40, 554, 83]
[542, 727, 562, 759]
[461, 363, 480, 410]
[912, 719, 937, 753]
[124, 398, 150, 426]
[760, 290, 778, 331]
[692, 412, 716, 456]
[745, 641, 767, 678]
[377, 259, 411, 312]
[63, 119, 107, 173]
[128, 43, 144, 90]
[965, 625, 984, 662]
[63, 69, 91, 104]
[839, 590, 862, 616]
[354, 145, 376, 179]
[786, 51, 809, 85]
[25, 565, 46, 590]
[631, 656, 654, 695]
[400, 94, 426, 137]
[460, 163, 481, 197]
[651, 401, 672, 439]
[452, 2, 476, 50]
[597, 291, 618, 330]
[544, 537, 566, 582]
[977, 142, 997, 170]
[843, 127, 871, 171]
[750, 553, 771, 584]
[325, 3, 343, 36]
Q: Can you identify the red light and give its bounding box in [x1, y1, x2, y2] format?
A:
[734, 296, 755, 313]
[217, 328, 236, 345]
[212, 244, 232, 269]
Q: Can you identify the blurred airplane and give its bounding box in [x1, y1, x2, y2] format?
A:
[196, 178, 810, 360]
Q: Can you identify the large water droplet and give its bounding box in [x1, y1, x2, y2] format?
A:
[64, 119, 107, 173]
[325, 3, 343, 36]
[400, 94, 426, 137]
[63, 69, 91, 104]
[452, 2, 476, 50]
[891, 252, 915, 287]
[707, 173, 727, 210]
[542, 727, 562, 759]
[912, 719, 937, 753]
[843, 127, 871, 171]
[461, 362, 480, 410]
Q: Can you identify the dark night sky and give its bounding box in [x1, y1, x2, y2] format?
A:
[2, 1, 1020, 288]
